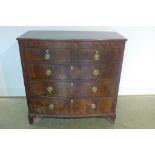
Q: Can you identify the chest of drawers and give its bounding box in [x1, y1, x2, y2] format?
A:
[17, 31, 127, 124]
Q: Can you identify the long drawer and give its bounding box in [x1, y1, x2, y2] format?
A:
[29, 97, 114, 116]
[28, 79, 114, 97]
[27, 63, 118, 80]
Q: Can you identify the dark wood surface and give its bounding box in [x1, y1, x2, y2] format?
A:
[28, 79, 114, 97]
[27, 63, 118, 80]
[25, 48, 72, 63]
[24, 47, 121, 63]
[29, 97, 113, 116]
[17, 31, 127, 41]
[17, 31, 127, 124]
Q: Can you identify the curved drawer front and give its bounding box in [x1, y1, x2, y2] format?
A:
[29, 97, 113, 116]
[24, 48, 73, 62]
[28, 79, 114, 97]
[27, 63, 118, 80]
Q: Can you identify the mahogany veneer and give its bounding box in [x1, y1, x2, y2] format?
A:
[17, 31, 127, 124]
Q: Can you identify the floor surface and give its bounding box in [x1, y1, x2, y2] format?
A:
[0, 95, 155, 129]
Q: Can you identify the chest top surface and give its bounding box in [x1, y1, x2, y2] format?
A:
[17, 31, 127, 41]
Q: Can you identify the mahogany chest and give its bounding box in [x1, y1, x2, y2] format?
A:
[17, 31, 127, 124]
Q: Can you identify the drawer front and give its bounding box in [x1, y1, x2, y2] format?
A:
[76, 80, 114, 97]
[76, 48, 121, 63]
[24, 48, 73, 62]
[27, 63, 118, 80]
[28, 80, 114, 97]
[28, 80, 75, 97]
[29, 97, 113, 116]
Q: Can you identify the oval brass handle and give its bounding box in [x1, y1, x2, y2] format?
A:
[93, 69, 99, 76]
[91, 103, 96, 109]
[44, 50, 51, 60]
[45, 69, 52, 76]
[92, 86, 98, 93]
[48, 104, 54, 110]
[94, 50, 100, 61]
[47, 86, 53, 93]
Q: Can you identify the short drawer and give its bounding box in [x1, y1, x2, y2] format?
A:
[24, 48, 73, 62]
[28, 80, 75, 97]
[28, 79, 114, 97]
[76, 48, 121, 63]
[29, 97, 113, 116]
[76, 80, 114, 97]
[27, 63, 118, 80]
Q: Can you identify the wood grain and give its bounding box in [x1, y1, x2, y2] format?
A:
[27, 63, 118, 80]
[29, 97, 113, 116]
[17, 31, 127, 124]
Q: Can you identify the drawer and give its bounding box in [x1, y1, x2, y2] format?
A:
[28, 79, 114, 97]
[76, 48, 121, 63]
[24, 48, 73, 62]
[28, 80, 75, 97]
[76, 80, 114, 97]
[27, 63, 118, 80]
[29, 97, 113, 116]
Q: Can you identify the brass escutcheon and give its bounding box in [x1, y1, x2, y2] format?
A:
[70, 65, 74, 71]
[70, 99, 74, 103]
[70, 82, 74, 87]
